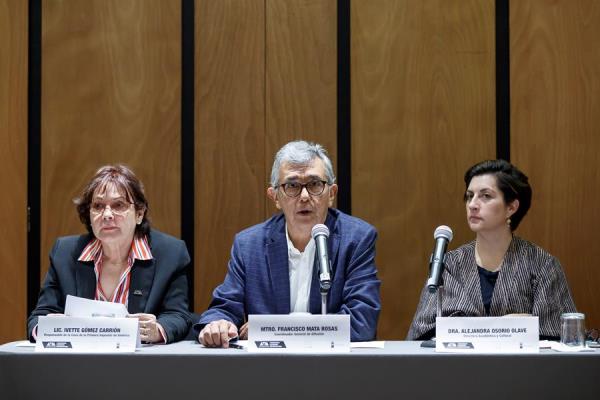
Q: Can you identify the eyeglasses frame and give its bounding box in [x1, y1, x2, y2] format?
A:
[274, 179, 329, 198]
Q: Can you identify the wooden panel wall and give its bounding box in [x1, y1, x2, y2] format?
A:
[265, 0, 338, 213]
[511, 0, 600, 329]
[351, 0, 496, 339]
[41, 0, 181, 279]
[6, 0, 598, 343]
[0, 0, 27, 343]
[195, 0, 337, 311]
[195, 0, 266, 311]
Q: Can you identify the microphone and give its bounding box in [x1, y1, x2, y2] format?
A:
[311, 224, 331, 293]
[426, 225, 453, 293]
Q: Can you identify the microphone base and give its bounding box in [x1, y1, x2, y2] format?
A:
[321, 292, 328, 315]
[420, 338, 436, 348]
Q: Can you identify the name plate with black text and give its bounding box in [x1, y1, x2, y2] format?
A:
[35, 316, 139, 353]
[436, 316, 539, 353]
[248, 314, 350, 353]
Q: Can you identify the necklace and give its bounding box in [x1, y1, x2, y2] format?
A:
[475, 245, 505, 272]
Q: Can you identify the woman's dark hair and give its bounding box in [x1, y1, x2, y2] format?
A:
[74, 165, 150, 238]
[464, 159, 532, 231]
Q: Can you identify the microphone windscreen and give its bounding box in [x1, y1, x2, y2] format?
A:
[311, 223, 330, 239]
[434, 225, 453, 242]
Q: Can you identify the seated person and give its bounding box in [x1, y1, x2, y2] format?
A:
[408, 160, 577, 340]
[28, 165, 192, 343]
[196, 140, 381, 347]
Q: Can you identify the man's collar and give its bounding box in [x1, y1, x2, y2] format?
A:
[284, 222, 315, 255]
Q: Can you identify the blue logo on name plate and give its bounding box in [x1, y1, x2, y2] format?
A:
[42, 341, 73, 349]
[255, 341, 286, 349]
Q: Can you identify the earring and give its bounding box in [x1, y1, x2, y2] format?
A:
[506, 218, 511, 226]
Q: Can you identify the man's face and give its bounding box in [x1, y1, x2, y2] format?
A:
[267, 158, 338, 234]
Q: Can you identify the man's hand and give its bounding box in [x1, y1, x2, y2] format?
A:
[199, 320, 238, 348]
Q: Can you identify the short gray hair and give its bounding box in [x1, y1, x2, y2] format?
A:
[270, 140, 336, 187]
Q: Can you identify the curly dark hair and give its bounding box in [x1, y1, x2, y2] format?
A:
[74, 165, 150, 238]
[464, 159, 532, 231]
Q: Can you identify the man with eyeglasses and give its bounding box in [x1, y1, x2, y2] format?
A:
[195, 140, 381, 347]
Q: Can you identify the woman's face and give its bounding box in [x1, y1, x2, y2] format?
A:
[89, 183, 143, 245]
[465, 174, 518, 234]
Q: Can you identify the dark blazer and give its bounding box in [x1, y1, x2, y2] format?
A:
[407, 237, 577, 340]
[28, 229, 192, 343]
[195, 208, 381, 341]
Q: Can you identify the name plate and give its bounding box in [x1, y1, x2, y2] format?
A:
[248, 314, 350, 353]
[436, 316, 539, 353]
[35, 316, 139, 353]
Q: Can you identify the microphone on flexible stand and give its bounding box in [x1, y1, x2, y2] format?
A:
[426, 225, 453, 293]
[421, 225, 453, 348]
[311, 224, 331, 314]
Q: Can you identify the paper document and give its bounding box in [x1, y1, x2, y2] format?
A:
[198, 340, 247, 350]
[350, 341, 385, 349]
[541, 340, 596, 352]
[65, 295, 128, 318]
[15, 341, 36, 347]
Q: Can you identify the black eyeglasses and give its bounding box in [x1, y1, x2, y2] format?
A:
[275, 180, 328, 197]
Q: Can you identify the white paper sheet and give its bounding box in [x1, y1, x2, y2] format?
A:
[540, 340, 596, 352]
[15, 340, 36, 347]
[64, 295, 128, 318]
[350, 341, 385, 349]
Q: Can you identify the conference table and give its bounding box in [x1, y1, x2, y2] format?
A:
[1, 340, 599, 399]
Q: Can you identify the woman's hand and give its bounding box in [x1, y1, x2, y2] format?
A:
[128, 313, 164, 343]
[239, 322, 249, 340]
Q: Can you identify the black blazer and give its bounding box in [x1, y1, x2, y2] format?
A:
[28, 229, 192, 343]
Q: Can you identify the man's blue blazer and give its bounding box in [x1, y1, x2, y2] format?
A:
[196, 208, 381, 341]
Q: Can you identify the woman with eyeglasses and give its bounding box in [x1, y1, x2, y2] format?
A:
[408, 160, 577, 340]
[28, 165, 191, 343]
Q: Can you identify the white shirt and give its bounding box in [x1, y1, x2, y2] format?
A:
[286, 226, 316, 313]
